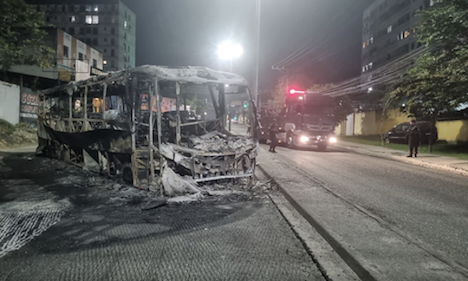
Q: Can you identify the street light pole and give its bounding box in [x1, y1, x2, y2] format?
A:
[253, 0, 261, 108]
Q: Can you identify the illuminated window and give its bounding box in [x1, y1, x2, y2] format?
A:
[94, 5, 99, 12]
[387, 25, 392, 33]
[103, 60, 107, 65]
[85, 15, 92, 24]
[124, 21, 128, 29]
[404, 30, 410, 38]
[92, 16, 99, 24]
[363, 42, 366, 49]
[369, 37, 374, 44]
[70, 15, 76, 22]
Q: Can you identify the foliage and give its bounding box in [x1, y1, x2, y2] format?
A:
[391, 0, 468, 121]
[308, 84, 354, 126]
[267, 74, 314, 114]
[267, 76, 288, 114]
[186, 96, 207, 115]
[0, 119, 15, 135]
[0, 0, 55, 74]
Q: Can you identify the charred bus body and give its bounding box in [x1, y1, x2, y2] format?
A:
[280, 92, 337, 150]
[37, 66, 259, 195]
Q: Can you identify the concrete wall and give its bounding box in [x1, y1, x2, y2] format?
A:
[0, 81, 20, 125]
[336, 108, 468, 143]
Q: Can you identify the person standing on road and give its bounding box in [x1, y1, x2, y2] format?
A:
[406, 119, 421, 157]
[269, 119, 279, 153]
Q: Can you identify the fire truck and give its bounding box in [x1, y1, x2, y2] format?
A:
[259, 89, 337, 151]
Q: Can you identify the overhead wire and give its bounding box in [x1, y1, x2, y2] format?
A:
[320, 47, 429, 97]
[273, 3, 365, 67]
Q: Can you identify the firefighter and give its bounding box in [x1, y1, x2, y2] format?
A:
[269, 118, 279, 153]
[406, 119, 421, 157]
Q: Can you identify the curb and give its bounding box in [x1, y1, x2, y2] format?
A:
[336, 144, 468, 178]
[257, 163, 377, 281]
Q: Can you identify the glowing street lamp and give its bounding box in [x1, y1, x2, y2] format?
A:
[217, 41, 243, 72]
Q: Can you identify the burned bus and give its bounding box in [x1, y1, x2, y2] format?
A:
[37, 66, 259, 196]
[282, 90, 337, 151]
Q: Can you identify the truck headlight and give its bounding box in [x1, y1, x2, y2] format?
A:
[300, 136, 310, 143]
[329, 137, 337, 143]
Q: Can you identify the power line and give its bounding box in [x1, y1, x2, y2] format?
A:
[272, 3, 363, 68]
[320, 47, 429, 97]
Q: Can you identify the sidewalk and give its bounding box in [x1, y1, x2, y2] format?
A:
[336, 141, 468, 177]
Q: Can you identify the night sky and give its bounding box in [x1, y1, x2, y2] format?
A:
[122, 0, 374, 91]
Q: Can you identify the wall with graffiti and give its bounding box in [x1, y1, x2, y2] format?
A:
[20, 87, 39, 123]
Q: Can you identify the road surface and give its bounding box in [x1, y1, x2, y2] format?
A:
[231, 123, 468, 279]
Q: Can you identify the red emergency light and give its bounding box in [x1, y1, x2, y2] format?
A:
[289, 89, 306, 95]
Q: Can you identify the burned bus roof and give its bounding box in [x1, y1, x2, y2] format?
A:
[42, 65, 249, 96]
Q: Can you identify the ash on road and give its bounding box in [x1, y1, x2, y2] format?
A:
[0, 150, 324, 281]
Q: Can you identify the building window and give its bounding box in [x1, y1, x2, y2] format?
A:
[86, 38, 92, 45]
[63, 46, 69, 58]
[111, 49, 115, 56]
[404, 30, 410, 38]
[111, 17, 116, 24]
[103, 60, 107, 65]
[93, 27, 98, 35]
[111, 60, 115, 67]
[387, 25, 392, 33]
[69, 27, 75, 35]
[124, 21, 128, 29]
[79, 53, 84, 61]
[111, 27, 115, 35]
[46, 16, 50, 22]
[94, 5, 99, 12]
[93, 38, 98, 46]
[104, 38, 107, 42]
[74, 5, 80, 12]
[93, 59, 97, 68]
[111, 38, 115, 45]
[86, 15, 99, 24]
[86, 5, 92, 12]
[86, 27, 92, 33]
[104, 48, 107, 53]
[80, 27, 85, 34]
[128, 45, 130, 52]
[70, 15, 76, 22]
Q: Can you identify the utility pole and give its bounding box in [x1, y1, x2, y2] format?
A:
[272, 65, 289, 93]
[253, 0, 261, 108]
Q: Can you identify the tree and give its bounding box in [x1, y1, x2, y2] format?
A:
[0, 0, 54, 77]
[267, 74, 314, 114]
[391, 0, 468, 151]
[307, 84, 354, 126]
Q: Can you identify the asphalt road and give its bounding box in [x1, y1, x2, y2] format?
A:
[0, 149, 325, 281]
[261, 142, 468, 272]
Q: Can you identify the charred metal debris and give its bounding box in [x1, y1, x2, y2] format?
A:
[37, 66, 260, 197]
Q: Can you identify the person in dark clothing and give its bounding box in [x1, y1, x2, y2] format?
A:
[406, 119, 421, 157]
[269, 119, 279, 153]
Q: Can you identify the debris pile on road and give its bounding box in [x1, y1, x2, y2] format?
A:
[189, 132, 256, 152]
[31, 153, 275, 210]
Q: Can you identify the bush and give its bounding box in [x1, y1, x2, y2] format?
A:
[0, 119, 15, 135]
[14, 122, 37, 133]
